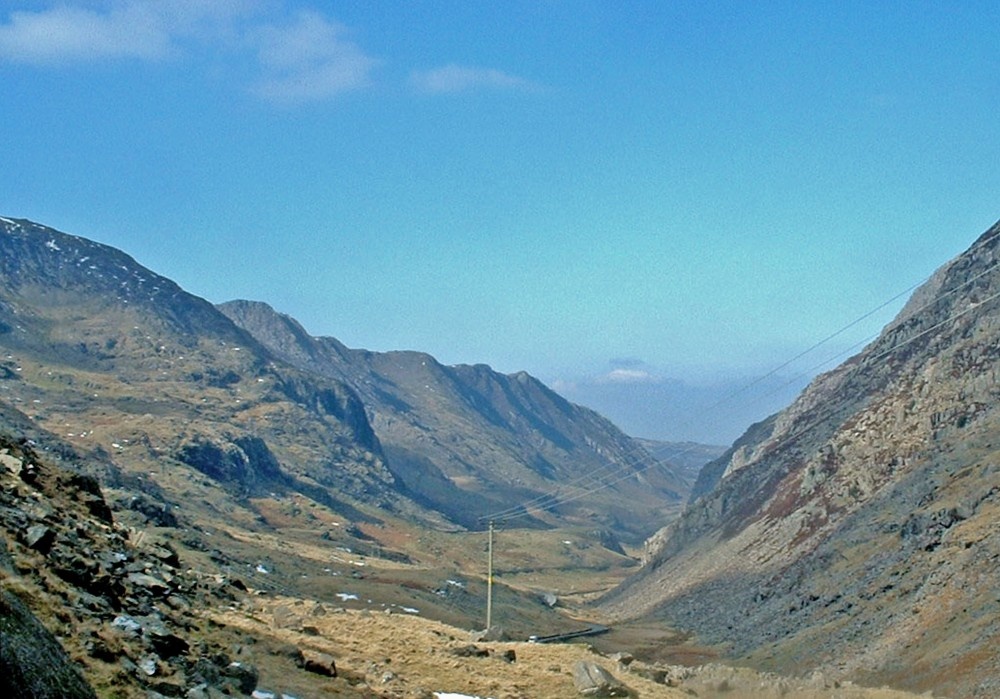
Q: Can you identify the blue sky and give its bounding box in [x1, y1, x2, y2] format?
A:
[2, 1, 998, 441]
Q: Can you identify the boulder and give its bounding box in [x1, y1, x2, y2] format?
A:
[572, 660, 629, 697]
[609, 651, 634, 671]
[127, 572, 171, 596]
[24, 524, 55, 554]
[145, 623, 190, 658]
[301, 649, 338, 677]
[0, 589, 98, 699]
[222, 661, 259, 694]
[186, 683, 229, 699]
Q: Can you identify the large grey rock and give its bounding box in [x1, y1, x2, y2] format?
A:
[301, 649, 337, 677]
[222, 661, 259, 694]
[0, 589, 98, 699]
[572, 660, 629, 697]
[185, 683, 229, 699]
[24, 524, 55, 554]
[127, 572, 171, 596]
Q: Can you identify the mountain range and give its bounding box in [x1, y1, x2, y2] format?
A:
[0, 216, 688, 544]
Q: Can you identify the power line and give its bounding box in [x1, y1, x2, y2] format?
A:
[493, 284, 1000, 524]
[484, 234, 998, 524]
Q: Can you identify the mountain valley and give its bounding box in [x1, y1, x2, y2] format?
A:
[2, 215, 998, 698]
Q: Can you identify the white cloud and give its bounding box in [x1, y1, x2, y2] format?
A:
[597, 368, 660, 384]
[410, 63, 537, 94]
[0, 1, 257, 65]
[0, 3, 529, 105]
[0, 3, 175, 64]
[249, 10, 380, 104]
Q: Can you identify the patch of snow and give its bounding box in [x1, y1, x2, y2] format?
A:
[401, 607, 419, 614]
[255, 564, 269, 574]
[446, 579, 465, 588]
[336, 593, 359, 601]
[45, 239, 61, 251]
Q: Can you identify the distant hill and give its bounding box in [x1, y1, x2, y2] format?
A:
[601, 220, 1000, 698]
[0, 216, 684, 543]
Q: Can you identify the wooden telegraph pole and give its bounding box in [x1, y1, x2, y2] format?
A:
[486, 519, 494, 630]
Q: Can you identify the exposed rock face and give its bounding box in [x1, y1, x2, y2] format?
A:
[0, 588, 98, 699]
[603, 220, 1000, 698]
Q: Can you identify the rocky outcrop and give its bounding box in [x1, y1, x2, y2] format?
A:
[0, 432, 283, 698]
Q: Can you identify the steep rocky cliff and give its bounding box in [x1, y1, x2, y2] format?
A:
[219, 299, 687, 539]
[601, 221, 1000, 698]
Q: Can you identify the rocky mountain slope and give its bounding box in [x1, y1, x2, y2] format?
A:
[600, 220, 1000, 698]
[219, 299, 687, 538]
[0, 409, 923, 698]
[0, 216, 683, 544]
[0, 217, 406, 520]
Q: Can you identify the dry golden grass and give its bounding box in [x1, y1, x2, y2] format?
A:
[208, 594, 927, 699]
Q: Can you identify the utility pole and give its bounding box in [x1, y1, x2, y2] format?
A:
[486, 519, 494, 630]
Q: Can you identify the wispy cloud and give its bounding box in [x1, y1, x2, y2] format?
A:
[0, 3, 176, 64]
[0, 3, 532, 105]
[410, 63, 538, 94]
[249, 10, 380, 105]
